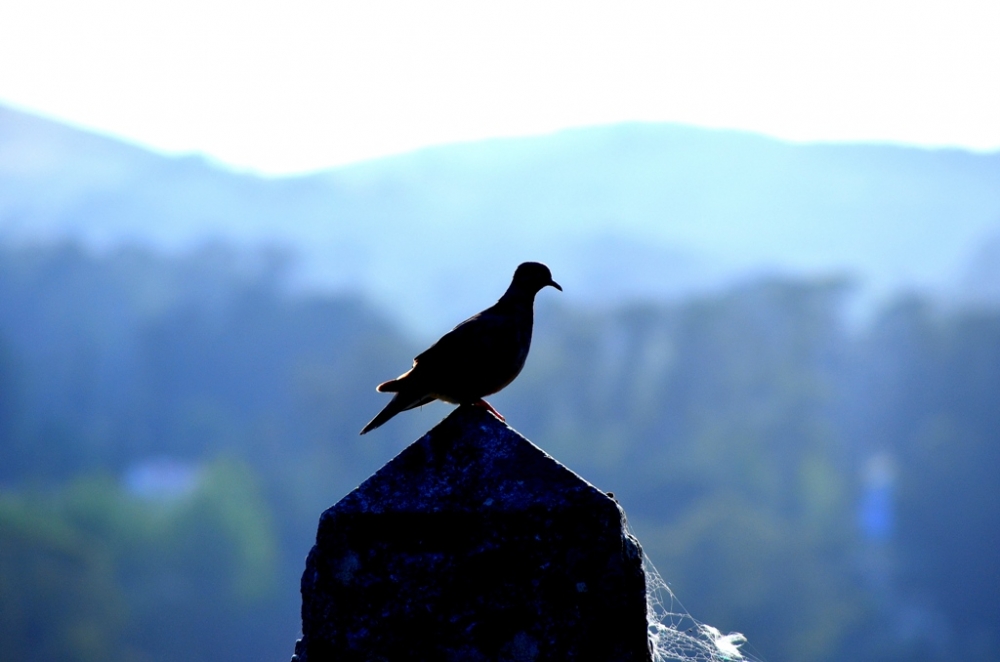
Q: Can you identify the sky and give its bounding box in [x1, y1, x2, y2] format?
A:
[1, 0, 999, 174]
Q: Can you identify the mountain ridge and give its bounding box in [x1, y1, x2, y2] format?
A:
[3, 103, 999, 332]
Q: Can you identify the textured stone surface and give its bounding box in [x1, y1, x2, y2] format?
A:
[292, 406, 650, 661]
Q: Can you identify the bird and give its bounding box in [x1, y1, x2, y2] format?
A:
[360, 262, 561, 434]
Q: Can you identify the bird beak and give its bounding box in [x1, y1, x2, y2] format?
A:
[550, 280, 562, 291]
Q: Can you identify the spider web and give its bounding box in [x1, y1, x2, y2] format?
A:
[643, 555, 753, 662]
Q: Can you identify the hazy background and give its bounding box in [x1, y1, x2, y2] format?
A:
[2, 2, 1000, 662]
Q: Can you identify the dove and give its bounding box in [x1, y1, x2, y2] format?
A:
[360, 262, 561, 434]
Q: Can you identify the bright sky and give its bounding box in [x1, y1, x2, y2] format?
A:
[1, 0, 998, 174]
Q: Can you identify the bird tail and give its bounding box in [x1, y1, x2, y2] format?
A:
[360, 391, 435, 435]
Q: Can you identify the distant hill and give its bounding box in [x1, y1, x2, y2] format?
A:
[3, 103, 999, 332]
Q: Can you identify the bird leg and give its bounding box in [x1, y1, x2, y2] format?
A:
[472, 399, 505, 422]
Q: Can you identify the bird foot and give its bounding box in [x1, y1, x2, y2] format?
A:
[472, 399, 505, 422]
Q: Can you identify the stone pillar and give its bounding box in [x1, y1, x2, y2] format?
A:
[292, 406, 651, 661]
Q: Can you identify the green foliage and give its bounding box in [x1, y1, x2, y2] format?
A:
[859, 301, 1000, 660]
[0, 490, 127, 662]
[0, 459, 279, 662]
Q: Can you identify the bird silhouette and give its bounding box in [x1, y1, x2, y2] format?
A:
[360, 262, 561, 434]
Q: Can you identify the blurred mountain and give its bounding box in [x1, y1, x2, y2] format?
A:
[3, 103, 1000, 332]
[961, 230, 1000, 308]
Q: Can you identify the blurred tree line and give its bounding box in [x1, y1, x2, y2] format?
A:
[0, 242, 997, 662]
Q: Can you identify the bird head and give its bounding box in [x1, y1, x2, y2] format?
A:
[512, 262, 562, 294]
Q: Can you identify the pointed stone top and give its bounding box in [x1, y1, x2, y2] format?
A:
[335, 406, 611, 517]
[297, 405, 651, 662]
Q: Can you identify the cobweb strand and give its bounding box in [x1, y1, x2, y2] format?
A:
[644, 555, 752, 662]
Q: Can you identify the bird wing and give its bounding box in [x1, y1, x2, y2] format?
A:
[414, 306, 507, 365]
[410, 303, 527, 401]
[416, 312, 477, 359]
